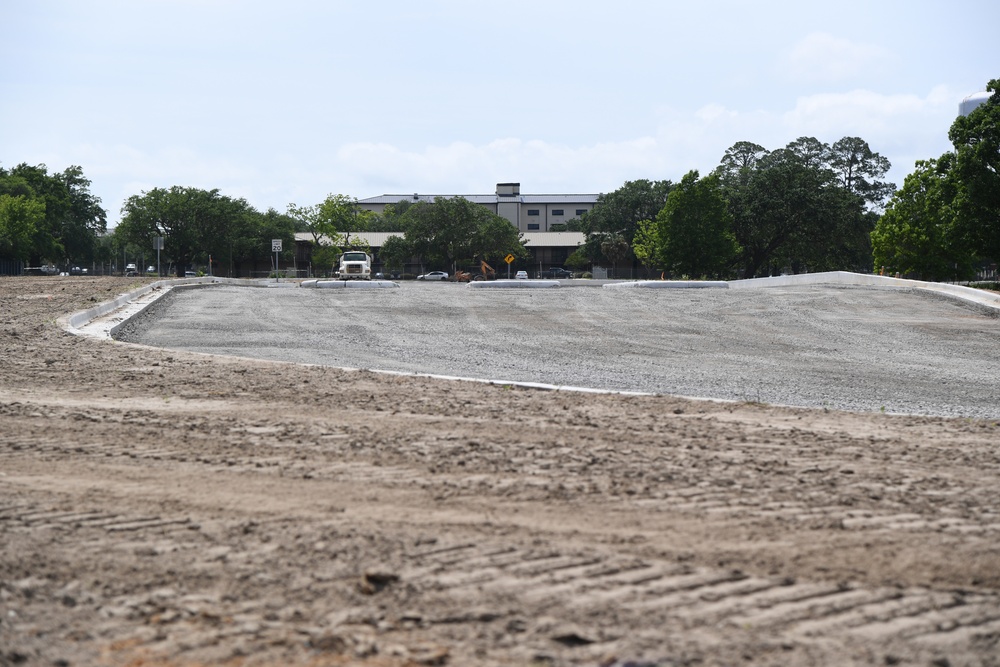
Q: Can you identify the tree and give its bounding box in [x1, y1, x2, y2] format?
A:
[871, 156, 972, 281]
[600, 233, 631, 278]
[654, 171, 739, 279]
[0, 163, 107, 267]
[715, 141, 769, 184]
[716, 138, 879, 277]
[632, 218, 658, 277]
[59, 166, 108, 265]
[378, 235, 412, 275]
[0, 194, 44, 261]
[949, 78, 1000, 264]
[580, 179, 673, 246]
[400, 197, 526, 271]
[118, 186, 266, 277]
[828, 137, 895, 210]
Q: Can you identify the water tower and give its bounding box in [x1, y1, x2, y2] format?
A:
[959, 91, 994, 116]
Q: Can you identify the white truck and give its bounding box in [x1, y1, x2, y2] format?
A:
[338, 251, 372, 280]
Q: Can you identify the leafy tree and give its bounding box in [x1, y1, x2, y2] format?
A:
[377, 234, 411, 275]
[371, 200, 411, 232]
[828, 137, 895, 210]
[0, 163, 106, 267]
[716, 138, 880, 277]
[230, 208, 297, 276]
[579, 179, 673, 264]
[632, 218, 658, 277]
[400, 197, 526, 271]
[715, 141, 769, 184]
[600, 233, 631, 278]
[654, 171, 739, 279]
[949, 78, 1000, 264]
[871, 156, 971, 281]
[59, 166, 108, 265]
[0, 194, 44, 261]
[564, 247, 590, 272]
[118, 186, 267, 277]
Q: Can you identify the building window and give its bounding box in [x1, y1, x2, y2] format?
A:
[576, 209, 587, 216]
[551, 209, 564, 216]
[527, 209, 540, 216]
[527, 223, 540, 230]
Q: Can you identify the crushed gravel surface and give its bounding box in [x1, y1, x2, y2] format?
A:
[117, 281, 1000, 419]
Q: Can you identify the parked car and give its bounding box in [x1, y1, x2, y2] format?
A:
[542, 267, 573, 279]
[417, 271, 449, 281]
[515, 270, 528, 280]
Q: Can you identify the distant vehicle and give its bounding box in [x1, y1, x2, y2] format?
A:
[542, 267, 572, 279]
[184, 271, 196, 277]
[417, 271, 449, 281]
[69, 266, 87, 275]
[515, 270, 528, 280]
[146, 266, 156, 274]
[339, 251, 372, 280]
[125, 263, 138, 277]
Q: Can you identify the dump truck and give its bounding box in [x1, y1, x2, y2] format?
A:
[338, 251, 372, 280]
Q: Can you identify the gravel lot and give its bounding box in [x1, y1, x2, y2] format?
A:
[118, 281, 1000, 419]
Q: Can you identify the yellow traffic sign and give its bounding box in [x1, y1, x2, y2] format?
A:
[504, 254, 515, 264]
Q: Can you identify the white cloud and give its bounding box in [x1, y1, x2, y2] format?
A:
[784, 32, 895, 84]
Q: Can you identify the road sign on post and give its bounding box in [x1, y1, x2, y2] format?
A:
[272, 240, 282, 282]
[154, 237, 164, 277]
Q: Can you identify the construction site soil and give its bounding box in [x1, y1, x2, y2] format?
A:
[2, 276, 999, 667]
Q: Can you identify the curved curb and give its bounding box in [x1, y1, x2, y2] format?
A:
[726, 271, 1000, 313]
[61, 277, 291, 338]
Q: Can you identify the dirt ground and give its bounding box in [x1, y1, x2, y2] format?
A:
[2, 276, 999, 667]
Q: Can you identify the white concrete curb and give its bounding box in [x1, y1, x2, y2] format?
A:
[727, 271, 1000, 313]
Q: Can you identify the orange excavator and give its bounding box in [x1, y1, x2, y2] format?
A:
[452, 260, 497, 282]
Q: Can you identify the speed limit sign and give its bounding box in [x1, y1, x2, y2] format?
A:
[272, 239, 283, 252]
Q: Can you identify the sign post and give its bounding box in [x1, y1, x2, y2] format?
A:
[272, 239, 283, 282]
[504, 253, 515, 279]
[153, 237, 164, 277]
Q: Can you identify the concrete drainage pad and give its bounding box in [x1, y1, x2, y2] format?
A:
[301, 280, 399, 289]
[605, 280, 729, 289]
[468, 279, 560, 288]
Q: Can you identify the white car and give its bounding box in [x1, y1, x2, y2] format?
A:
[515, 270, 528, 279]
[417, 271, 449, 281]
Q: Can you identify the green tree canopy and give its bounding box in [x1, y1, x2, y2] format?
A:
[118, 186, 270, 277]
[399, 197, 526, 271]
[871, 156, 971, 281]
[580, 178, 673, 247]
[654, 171, 739, 279]
[948, 79, 1000, 264]
[717, 138, 877, 277]
[0, 163, 107, 266]
[0, 194, 45, 261]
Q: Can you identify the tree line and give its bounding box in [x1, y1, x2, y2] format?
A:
[0, 163, 107, 270]
[872, 78, 999, 281]
[4, 77, 996, 280]
[573, 135, 895, 279]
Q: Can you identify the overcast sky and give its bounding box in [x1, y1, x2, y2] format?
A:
[2, 0, 997, 226]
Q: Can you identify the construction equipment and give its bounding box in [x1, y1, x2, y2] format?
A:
[473, 260, 496, 281]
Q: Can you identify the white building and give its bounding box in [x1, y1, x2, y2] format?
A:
[357, 182, 599, 233]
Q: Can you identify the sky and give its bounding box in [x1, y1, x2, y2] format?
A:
[2, 0, 997, 227]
